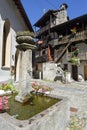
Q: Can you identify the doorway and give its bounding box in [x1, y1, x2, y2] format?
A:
[84, 65, 87, 80]
[72, 65, 78, 81]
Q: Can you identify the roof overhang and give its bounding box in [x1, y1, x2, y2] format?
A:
[34, 10, 57, 27]
[51, 14, 87, 34]
[12, 0, 33, 32]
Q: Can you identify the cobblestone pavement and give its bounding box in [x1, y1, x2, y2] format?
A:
[51, 81, 87, 130]
[65, 111, 87, 130]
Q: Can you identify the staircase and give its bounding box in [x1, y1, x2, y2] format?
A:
[55, 34, 76, 63]
[43, 62, 64, 81]
[55, 42, 72, 63]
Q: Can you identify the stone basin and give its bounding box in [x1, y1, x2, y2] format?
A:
[0, 90, 11, 96]
[0, 94, 70, 130]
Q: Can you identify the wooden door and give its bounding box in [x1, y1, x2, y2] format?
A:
[64, 64, 68, 71]
[84, 65, 87, 80]
[72, 65, 78, 81]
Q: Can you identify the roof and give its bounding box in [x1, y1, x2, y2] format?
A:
[34, 9, 58, 27]
[12, 0, 33, 32]
[51, 14, 87, 34]
[34, 3, 68, 27]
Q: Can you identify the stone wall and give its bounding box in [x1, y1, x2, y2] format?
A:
[43, 62, 58, 81]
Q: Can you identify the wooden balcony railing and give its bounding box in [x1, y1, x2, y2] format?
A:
[35, 54, 48, 63]
[48, 39, 58, 47]
[78, 52, 87, 61]
[58, 30, 87, 45]
[67, 51, 87, 61]
[35, 24, 50, 37]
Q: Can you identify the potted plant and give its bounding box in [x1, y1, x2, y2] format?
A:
[68, 49, 80, 65]
[31, 81, 54, 94]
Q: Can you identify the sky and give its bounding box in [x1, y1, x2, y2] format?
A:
[21, 0, 87, 27]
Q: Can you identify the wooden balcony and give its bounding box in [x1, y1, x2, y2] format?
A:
[67, 51, 87, 61]
[78, 52, 87, 61]
[35, 24, 50, 37]
[58, 30, 87, 45]
[48, 39, 58, 47]
[35, 54, 48, 63]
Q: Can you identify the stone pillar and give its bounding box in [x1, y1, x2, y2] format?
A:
[15, 31, 36, 103]
[15, 42, 36, 103]
[15, 49, 33, 103]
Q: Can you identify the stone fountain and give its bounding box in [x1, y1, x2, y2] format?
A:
[15, 31, 36, 103]
[0, 31, 70, 130]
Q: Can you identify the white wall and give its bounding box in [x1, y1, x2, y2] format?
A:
[0, 0, 28, 31]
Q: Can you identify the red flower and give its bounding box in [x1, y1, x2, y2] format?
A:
[31, 83, 35, 87]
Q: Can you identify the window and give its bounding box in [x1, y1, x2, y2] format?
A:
[2, 19, 11, 69]
[63, 64, 68, 71]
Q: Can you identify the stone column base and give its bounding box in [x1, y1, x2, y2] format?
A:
[15, 95, 30, 103]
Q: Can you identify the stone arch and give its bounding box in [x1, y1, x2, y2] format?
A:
[2, 19, 11, 68]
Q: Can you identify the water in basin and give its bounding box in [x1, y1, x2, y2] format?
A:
[7, 93, 61, 120]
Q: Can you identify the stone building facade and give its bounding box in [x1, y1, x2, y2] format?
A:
[33, 3, 69, 80]
[34, 4, 87, 81]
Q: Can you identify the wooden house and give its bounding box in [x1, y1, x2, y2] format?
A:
[34, 4, 87, 81]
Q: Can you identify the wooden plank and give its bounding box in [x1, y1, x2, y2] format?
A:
[55, 42, 71, 63]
